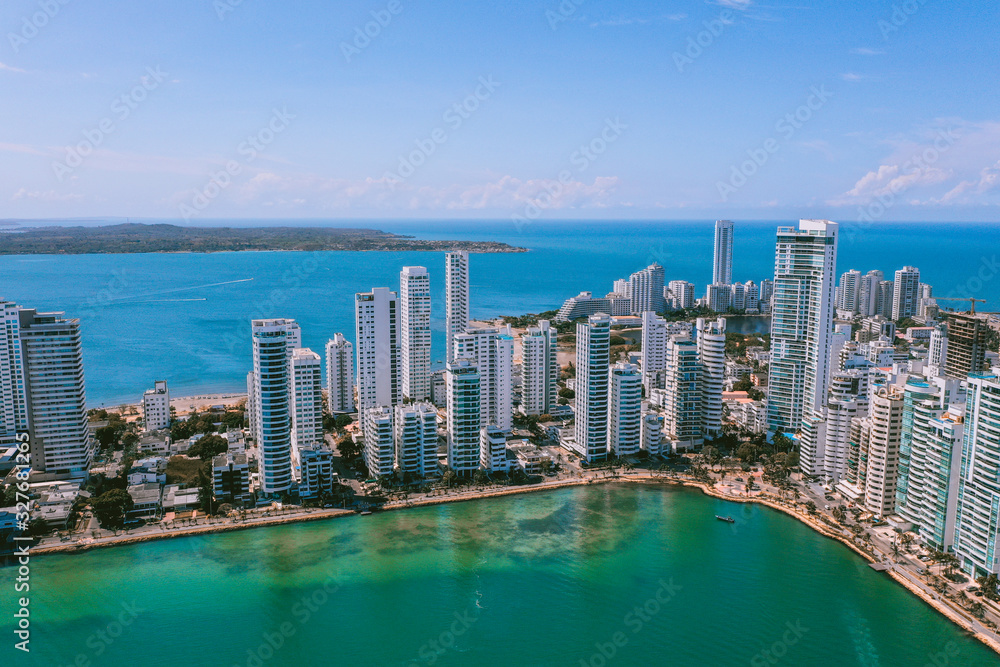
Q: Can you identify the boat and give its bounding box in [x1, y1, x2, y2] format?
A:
[715, 515, 735, 523]
[360, 510, 372, 516]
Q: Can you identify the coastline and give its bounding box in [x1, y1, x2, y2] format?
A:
[26, 474, 1000, 656]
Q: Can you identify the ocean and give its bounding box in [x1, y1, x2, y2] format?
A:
[1, 220, 997, 406]
[2, 485, 997, 667]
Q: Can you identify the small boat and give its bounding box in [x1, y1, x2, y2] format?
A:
[715, 515, 736, 523]
[360, 510, 372, 516]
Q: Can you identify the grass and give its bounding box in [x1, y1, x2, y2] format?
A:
[165, 456, 206, 486]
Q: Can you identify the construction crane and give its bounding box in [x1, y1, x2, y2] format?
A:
[935, 297, 987, 315]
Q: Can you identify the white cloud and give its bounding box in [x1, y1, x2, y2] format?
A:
[850, 48, 885, 56]
[11, 188, 85, 202]
[713, 0, 752, 9]
[0, 62, 26, 73]
[839, 72, 863, 82]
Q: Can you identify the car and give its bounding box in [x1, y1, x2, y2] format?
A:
[824, 505, 831, 510]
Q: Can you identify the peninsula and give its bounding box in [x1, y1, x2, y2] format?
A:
[0, 223, 527, 255]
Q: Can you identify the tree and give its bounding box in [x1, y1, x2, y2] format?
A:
[805, 501, 817, 514]
[93, 488, 134, 530]
[197, 468, 216, 515]
[442, 470, 458, 488]
[558, 387, 575, 400]
[473, 470, 489, 487]
[188, 434, 229, 460]
[335, 414, 353, 429]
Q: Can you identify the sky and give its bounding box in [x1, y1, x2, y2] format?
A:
[1, 0, 999, 223]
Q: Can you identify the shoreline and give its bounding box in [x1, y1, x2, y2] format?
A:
[25, 474, 1000, 656]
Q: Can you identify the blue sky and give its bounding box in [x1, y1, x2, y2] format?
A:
[1, 0, 999, 222]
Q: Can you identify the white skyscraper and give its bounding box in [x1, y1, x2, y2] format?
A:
[520, 320, 558, 416]
[766, 219, 838, 435]
[628, 263, 665, 314]
[454, 325, 513, 431]
[696, 317, 726, 438]
[663, 336, 702, 451]
[808, 370, 869, 483]
[954, 371, 1000, 577]
[325, 333, 354, 413]
[0, 301, 27, 449]
[291, 348, 324, 451]
[640, 412, 665, 457]
[842, 386, 903, 518]
[445, 251, 470, 365]
[640, 311, 668, 393]
[364, 405, 395, 477]
[927, 324, 948, 377]
[446, 358, 481, 474]
[705, 284, 731, 312]
[142, 380, 170, 432]
[573, 313, 611, 463]
[608, 363, 642, 457]
[837, 269, 862, 314]
[667, 280, 695, 310]
[251, 319, 296, 494]
[15, 308, 94, 479]
[713, 220, 734, 286]
[858, 270, 883, 317]
[480, 424, 507, 471]
[892, 266, 921, 321]
[400, 266, 431, 401]
[355, 287, 401, 411]
[395, 402, 438, 477]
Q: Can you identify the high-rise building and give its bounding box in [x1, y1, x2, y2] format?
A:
[858, 270, 884, 317]
[713, 220, 734, 286]
[454, 325, 513, 431]
[400, 266, 431, 401]
[446, 358, 481, 474]
[927, 324, 948, 377]
[730, 282, 746, 311]
[696, 317, 726, 438]
[640, 412, 665, 457]
[520, 320, 558, 416]
[804, 370, 868, 482]
[663, 336, 702, 451]
[895, 376, 964, 552]
[954, 371, 1000, 577]
[767, 220, 839, 435]
[629, 264, 665, 314]
[354, 287, 401, 411]
[573, 313, 611, 463]
[758, 279, 774, 308]
[291, 348, 324, 451]
[0, 301, 27, 449]
[944, 313, 988, 379]
[325, 333, 354, 413]
[445, 251, 470, 365]
[480, 424, 507, 471]
[848, 387, 903, 518]
[892, 266, 921, 321]
[743, 280, 761, 312]
[876, 280, 895, 318]
[17, 308, 94, 479]
[667, 280, 695, 310]
[251, 319, 296, 494]
[608, 363, 642, 457]
[142, 380, 170, 432]
[640, 311, 668, 393]
[837, 269, 862, 314]
[395, 402, 438, 477]
[363, 405, 395, 477]
[705, 284, 731, 313]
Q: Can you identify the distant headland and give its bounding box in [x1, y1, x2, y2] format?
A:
[0, 223, 528, 255]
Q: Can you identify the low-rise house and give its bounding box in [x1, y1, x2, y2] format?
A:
[162, 485, 201, 513]
[126, 483, 163, 521]
[213, 453, 251, 505]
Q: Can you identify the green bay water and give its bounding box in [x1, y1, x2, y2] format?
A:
[3, 486, 997, 666]
[1, 220, 997, 406]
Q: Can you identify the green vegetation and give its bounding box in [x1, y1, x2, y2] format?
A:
[501, 310, 560, 328]
[1, 223, 527, 255]
[93, 488, 134, 530]
[165, 456, 207, 486]
[187, 434, 229, 460]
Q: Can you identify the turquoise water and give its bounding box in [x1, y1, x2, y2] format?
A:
[2, 485, 996, 666]
[2, 220, 998, 405]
